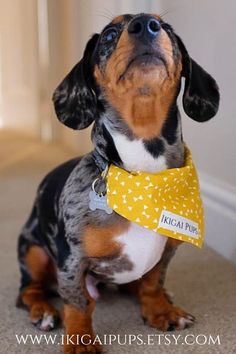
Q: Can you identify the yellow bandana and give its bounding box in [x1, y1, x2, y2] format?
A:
[106, 146, 204, 248]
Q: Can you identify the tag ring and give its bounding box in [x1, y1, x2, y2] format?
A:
[92, 178, 106, 196]
[92, 178, 100, 193]
[91, 165, 109, 196]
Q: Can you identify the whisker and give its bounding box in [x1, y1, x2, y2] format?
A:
[97, 14, 113, 22]
[96, 8, 116, 23]
[159, 9, 171, 18]
[101, 8, 115, 19]
[159, 4, 182, 20]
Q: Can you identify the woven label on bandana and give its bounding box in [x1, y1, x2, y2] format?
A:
[158, 210, 199, 238]
[106, 145, 204, 248]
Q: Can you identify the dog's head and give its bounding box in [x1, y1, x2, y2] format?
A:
[53, 14, 220, 139]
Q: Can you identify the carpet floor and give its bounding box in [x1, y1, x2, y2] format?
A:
[0, 131, 235, 354]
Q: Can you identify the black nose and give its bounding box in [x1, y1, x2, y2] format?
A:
[128, 15, 161, 41]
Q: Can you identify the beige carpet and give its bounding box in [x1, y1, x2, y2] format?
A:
[0, 131, 236, 354]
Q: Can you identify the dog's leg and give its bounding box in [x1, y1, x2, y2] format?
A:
[18, 244, 59, 331]
[63, 301, 102, 354]
[138, 239, 196, 331]
[58, 266, 102, 354]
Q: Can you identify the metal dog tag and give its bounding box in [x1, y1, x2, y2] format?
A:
[89, 190, 113, 214]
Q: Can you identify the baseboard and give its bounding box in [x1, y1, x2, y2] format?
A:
[199, 173, 236, 264]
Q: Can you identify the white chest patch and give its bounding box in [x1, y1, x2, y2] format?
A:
[113, 222, 167, 284]
[108, 131, 167, 173]
[102, 125, 168, 283]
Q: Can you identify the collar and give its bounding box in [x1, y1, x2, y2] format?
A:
[106, 145, 204, 248]
[92, 150, 109, 172]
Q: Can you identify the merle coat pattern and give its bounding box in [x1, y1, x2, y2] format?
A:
[17, 13, 219, 353]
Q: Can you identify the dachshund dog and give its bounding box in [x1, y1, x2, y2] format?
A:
[17, 13, 219, 354]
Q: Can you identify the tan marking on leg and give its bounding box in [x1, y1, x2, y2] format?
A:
[24, 245, 56, 282]
[63, 299, 102, 353]
[20, 246, 58, 330]
[138, 239, 195, 331]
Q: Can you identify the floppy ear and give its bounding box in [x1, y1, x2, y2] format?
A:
[52, 34, 99, 130]
[176, 35, 220, 122]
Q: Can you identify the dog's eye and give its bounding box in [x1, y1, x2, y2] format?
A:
[101, 28, 118, 44]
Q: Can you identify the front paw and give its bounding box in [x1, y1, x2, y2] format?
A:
[30, 302, 59, 331]
[144, 305, 195, 331]
[141, 289, 195, 331]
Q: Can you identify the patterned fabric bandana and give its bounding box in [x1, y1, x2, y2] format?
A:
[106, 145, 204, 248]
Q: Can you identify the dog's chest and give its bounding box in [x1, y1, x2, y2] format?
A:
[89, 222, 167, 285]
[99, 130, 168, 283]
[113, 222, 167, 283]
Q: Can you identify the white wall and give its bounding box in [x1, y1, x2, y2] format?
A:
[0, 0, 40, 136]
[152, 0, 236, 186]
[151, 0, 236, 262]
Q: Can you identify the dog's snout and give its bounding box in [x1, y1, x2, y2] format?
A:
[128, 15, 161, 40]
